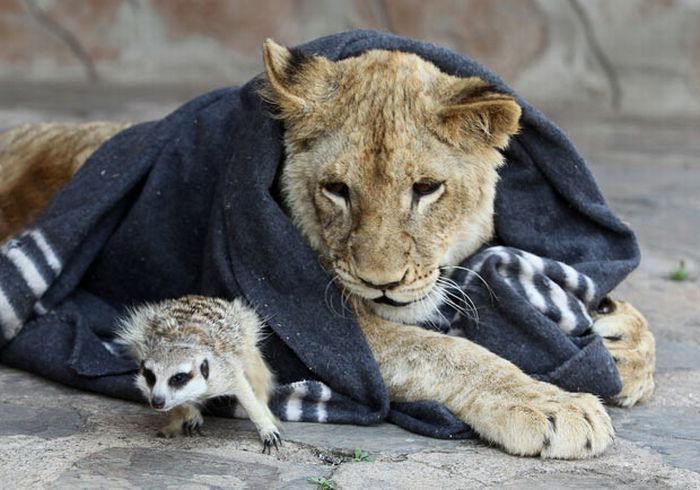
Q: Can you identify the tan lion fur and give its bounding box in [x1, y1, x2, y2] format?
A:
[0, 122, 130, 242]
[0, 40, 656, 459]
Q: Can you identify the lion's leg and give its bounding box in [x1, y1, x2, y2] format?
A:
[593, 298, 655, 407]
[357, 310, 614, 459]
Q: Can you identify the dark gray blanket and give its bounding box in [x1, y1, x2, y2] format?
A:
[0, 30, 638, 439]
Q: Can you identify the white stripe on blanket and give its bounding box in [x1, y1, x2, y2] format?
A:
[456, 246, 596, 335]
[315, 383, 332, 423]
[3, 246, 48, 297]
[27, 230, 62, 274]
[0, 285, 22, 338]
[284, 381, 308, 421]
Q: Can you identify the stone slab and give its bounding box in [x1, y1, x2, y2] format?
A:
[0, 401, 86, 439]
[53, 447, 328, 489]
[611, 406, 700, 474]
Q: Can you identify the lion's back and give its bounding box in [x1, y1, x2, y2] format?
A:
[0, 121, 130, 242]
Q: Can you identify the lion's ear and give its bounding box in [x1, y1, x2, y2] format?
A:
[261, 39, 334, 120]
[435, 78, 521, 150]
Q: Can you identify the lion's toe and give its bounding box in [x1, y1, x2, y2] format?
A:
[593, 299, 656, 407]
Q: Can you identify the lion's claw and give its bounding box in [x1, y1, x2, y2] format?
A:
[466, 381, 615, 459]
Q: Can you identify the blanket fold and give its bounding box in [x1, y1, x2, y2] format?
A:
[0, 30, 638, 439]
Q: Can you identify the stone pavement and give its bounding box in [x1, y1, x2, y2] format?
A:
[0, 86, 699, 488]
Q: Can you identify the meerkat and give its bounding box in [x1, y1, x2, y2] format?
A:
[116, 295, 282, 453]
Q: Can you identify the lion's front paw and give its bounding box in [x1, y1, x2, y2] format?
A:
[593, 298, 655, 407]
[476, 384, 614, 459]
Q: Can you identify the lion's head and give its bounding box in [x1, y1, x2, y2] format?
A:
[261, 40, 521, 324]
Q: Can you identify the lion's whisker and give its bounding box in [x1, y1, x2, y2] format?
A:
[423, 291, 448, 331]
[438, 275, 479, 315]
[440, 264, 496, 301]
[440, 276, 479, 318]
[324, 274, 349, 319]
[436, 277, 480, 324]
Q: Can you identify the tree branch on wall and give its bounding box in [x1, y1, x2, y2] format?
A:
[23, 0, 99, 83]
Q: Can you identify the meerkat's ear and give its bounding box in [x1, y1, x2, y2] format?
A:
[261, 39, 335, 121]
[435, 77, 521, 150]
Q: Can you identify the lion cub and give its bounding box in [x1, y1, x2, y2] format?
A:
[117, 295, 281, 453]
[261, 39, 618, 459]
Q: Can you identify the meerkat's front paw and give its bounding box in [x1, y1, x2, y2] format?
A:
[157, 422, 183, 439]
[157, 405, 204, 438]
[593, 298, 655, 407]
[473, 383, 614, 459]
[260, 428, 282, 455]
[255, 417, 282, 454]
[181, 416, 204, 437]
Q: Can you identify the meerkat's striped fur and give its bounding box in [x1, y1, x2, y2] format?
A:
[117, 295, 281, 452]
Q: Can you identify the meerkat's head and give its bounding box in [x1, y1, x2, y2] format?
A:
[136, 347, 211, 412]
[117, 296, 259, 411]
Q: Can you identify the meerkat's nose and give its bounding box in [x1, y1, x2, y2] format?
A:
[151, 396, 165, 409]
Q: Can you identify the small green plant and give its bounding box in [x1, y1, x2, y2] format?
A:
[351, 448, 371, 462]
[670, 260, 689, 281]
[308, 476, 337, 490]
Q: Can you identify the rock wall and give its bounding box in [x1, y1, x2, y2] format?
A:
[1, 0, 698, 117]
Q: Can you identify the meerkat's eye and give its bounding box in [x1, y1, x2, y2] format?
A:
[168, 372, 193, 389]
[142, 368, 156, 387]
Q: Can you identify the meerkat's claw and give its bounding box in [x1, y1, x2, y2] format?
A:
[182, 419, 204, 437]
[155, 405, 205, 438]
[261, 431, 282, 454]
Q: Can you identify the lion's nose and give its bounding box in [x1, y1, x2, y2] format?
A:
[357, 269, 408, 290]
[359, 277, 400, 290]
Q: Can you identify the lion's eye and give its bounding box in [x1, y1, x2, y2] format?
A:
[412, 180, 443, 197]
[322, 182, 350, 200]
